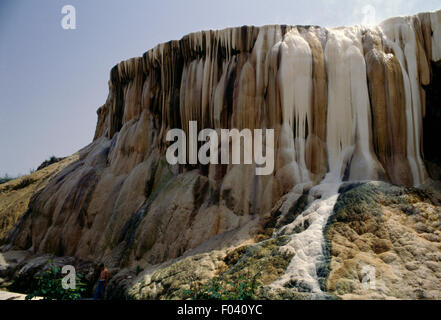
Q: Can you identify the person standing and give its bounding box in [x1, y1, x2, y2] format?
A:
[93, 263, 109, 300]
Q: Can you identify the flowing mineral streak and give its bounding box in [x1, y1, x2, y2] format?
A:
[271, 180, 340, 296]
[5, 10, 441, 277]
[268, 12, 441, 294]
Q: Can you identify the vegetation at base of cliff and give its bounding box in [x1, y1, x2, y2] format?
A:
[127, 235, 295, 300]
[182, 237, 293, 300]
[184, 274, 260, 300]
[24, 262, 86, 300]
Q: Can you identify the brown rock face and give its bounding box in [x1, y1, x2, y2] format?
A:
[364, 31, 411, 185]
[1, 11, 441, 293]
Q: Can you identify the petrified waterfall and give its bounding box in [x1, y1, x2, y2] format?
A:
[4, 10, 441, 277]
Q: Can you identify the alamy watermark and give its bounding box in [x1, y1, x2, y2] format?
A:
[61, 264, 76, 290]
[61, 5, 76, 30]
[166, 121, 275, 176]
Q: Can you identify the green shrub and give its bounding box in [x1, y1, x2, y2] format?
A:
[25, 262, 86, 300]
[37, 155, 64, 171]
[12, 177, 35, 190]
[184, 275, 260, 300]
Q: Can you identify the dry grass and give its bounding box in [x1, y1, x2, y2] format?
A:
[0, 154, 79, 242]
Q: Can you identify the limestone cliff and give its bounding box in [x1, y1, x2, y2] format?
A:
[1, 9, 441, 299]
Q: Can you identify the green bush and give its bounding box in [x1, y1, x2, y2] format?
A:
[184, 275, 259, 300]
[25, 262, 86, 300]
[12, 177, 35, 190]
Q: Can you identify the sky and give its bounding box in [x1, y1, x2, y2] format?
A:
[0, 0, 440, 177]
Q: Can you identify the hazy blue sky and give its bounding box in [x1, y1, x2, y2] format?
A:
[1, 0, 440, 177]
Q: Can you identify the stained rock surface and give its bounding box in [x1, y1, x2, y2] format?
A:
[326, 182, 441, 299]
[1, 10, 441, 299]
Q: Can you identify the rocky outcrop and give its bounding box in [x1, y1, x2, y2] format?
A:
[326, 181, 441, 299]
[127, 236, 295, 300]
[1, 10, 441, 300]
[114, 180, 441, 300]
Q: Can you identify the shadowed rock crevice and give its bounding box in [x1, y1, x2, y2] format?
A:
[423, 61, 441, 180]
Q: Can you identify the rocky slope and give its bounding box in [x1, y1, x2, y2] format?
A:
[0, 155, 78, 243]
[1, 10, 441, 299]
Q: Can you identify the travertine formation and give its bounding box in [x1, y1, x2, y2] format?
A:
[326, 181, 441, 299]
[1, 10, 441, 299]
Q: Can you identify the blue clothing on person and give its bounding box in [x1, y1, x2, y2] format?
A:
[93, 279, 106, 300]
